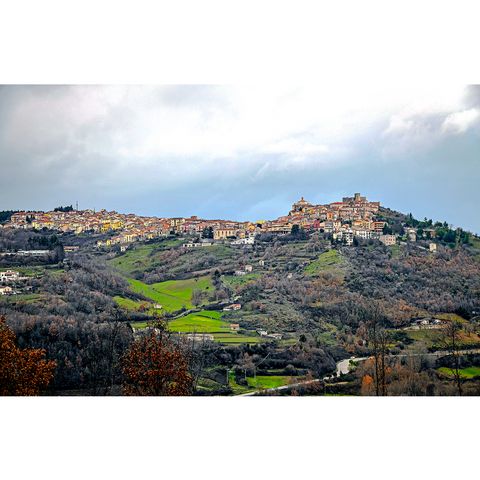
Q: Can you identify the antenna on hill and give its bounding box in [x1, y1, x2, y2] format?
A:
[75, 201, 79, 211]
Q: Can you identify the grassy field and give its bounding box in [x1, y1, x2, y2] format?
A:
[406, 328, 480, 349]
[130, 309, 264, 344]
[0, 293, 42, 304]
[127, 276, 213, 312]
[389, 244, 402, 258]
[438, 366, 480, 379]
[222, 273, 260, 289]
[304, 249, 343, 276]
[169, 310, 228, 333]
[113, 295, 160, 314]
[108, 239, 183, 275]
[228, 371, 251, 394]
[246, 375, 294, 389]
[0, 266, 63, 277]
[213, 333, 264, 344]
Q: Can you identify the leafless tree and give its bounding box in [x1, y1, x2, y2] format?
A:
[360, 301, 390, 396]
[439, 320, 464, 396]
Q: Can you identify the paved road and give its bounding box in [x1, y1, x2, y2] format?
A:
[237, 349, 480, 396]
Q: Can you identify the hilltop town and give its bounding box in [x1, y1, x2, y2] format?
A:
[3, 193, 417, 248]
[1, 192, 479, 398]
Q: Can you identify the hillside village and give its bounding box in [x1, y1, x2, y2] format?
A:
[1, 193, 479, 397]
[1, 193, 439, 249]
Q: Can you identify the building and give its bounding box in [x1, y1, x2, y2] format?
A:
[0, 270, 20, 283]
[64, 246, 80, 253]
[405, 228, 417, 242]
[379, 234, 397, 246]
[244, 265, 253, 272]
[213, 227, 237, 240]
[231, 236, 255, 245]
[429, 243, 437, 252]
[290, 196, 312, 214]
[229, 324, 240, 331]
[223, 303, 241, 311]
[0, 286, 13, 295]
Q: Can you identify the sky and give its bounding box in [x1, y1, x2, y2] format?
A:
[0, 85, 479, 233]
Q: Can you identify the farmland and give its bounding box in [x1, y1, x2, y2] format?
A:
[246, 375, 294, 389]
[107, 239, 184, 275]
[438, 366, 480, 379]
[130, 309, 264, 344]
[127, 276, 213, 312]
[169, 310, 227, 333]
[304, 249, 343, 276]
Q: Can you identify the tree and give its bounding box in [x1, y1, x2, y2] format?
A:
[202, 226, 214, 239]
[54, 205, 74, 212]
[439, 320, 464, 396]
[0, 316, 56, 395]
[359, 302, 390, 396]
[122, 321, 193, 395]
[191, 288, 204, 306]
[382, 224, 393, 235]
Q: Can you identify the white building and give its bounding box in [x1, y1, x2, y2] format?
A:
[0, 270, 20, 283]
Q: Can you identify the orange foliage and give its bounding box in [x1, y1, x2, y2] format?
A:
[361, 374, 374, 396]
[122, 326, 193, 396]
[0, 316, 56, 396]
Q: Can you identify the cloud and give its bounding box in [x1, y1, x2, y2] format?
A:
[442, 108, 480, 134]
[0, 85, 478, 233]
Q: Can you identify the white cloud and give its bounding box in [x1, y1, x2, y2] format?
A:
[0, 85, 475, 182]
[442, 108, 480, 134]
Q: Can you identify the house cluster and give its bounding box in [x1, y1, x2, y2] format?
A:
[258, 193, 386, 245]
[0, 270, 33, 296]
[257, 330, 283, 340]
[0, 270, 20, 295]
[0, 270, 20, 283]
[6, 209, 173, 247]
[4, 209, 260, 248]
[4, 193, 415, 249]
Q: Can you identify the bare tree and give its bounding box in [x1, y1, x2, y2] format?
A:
[360, 301, 390, 396]
[439, 320, 464, 396]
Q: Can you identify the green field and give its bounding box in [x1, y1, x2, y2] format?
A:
[0, 293, 42, 304]
[213, 333, 264, 344]
[246, 375, 294, 389]
[127, 276, 213, 312]
[407, 327, 480, 349]
[169, 310, 228, 333]
[130, 309, 264, 344]
[0, 266, 62, 277]
[108, 239, 183, 275]
[389, 244, 402, 258]
[304, 249, 343, 276]
[222, 273, 260, 289]
[438, 366, 480, 379]
[113, 295, 159, 313]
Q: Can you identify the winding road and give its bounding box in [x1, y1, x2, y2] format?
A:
[237, 349, 480, 396]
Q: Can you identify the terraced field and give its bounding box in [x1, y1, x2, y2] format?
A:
[304, 249, 344, 276]
[107, 239, 184, 275]
[222, 273, 261, 289]
[130, 309, 264, 345]
[126, 276, 213, 312]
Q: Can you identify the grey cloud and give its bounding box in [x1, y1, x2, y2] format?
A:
[0, 85, 479, 234]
